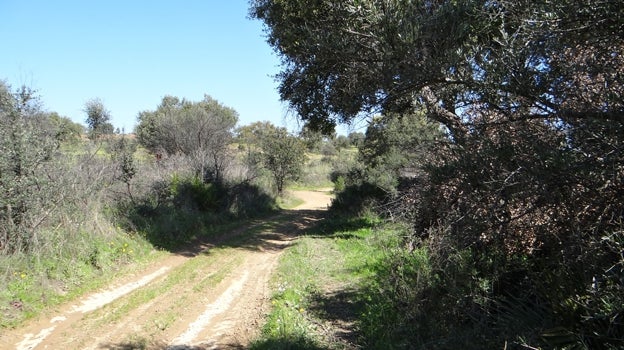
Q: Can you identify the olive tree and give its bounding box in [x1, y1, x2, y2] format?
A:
[84, 98, 114, 140]
[0, 82, 60, 253]
[136, 95, 238, 183]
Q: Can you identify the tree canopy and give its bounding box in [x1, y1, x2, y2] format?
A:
[84, 98, 114, 139]
[236, 122, 307, 194]
[250, 0, 623, 137]
[135, 95, 238, 183]
[252, 1, 624, 347]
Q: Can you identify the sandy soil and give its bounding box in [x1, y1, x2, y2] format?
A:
[0, 189, 333, 350]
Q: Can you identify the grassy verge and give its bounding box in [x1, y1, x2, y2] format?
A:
[0, 229, 161, 328]
[0, 212, 268, 329]
[251, 214, 395, 349]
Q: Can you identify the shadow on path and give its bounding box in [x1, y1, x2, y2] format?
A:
[171, 209, 328, 257]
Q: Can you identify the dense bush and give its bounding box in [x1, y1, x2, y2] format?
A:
[357, 116, 624, 348]
[119, 169, 277, 249]
[409, 118, 624, 348]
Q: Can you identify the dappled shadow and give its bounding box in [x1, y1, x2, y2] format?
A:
[308, 288, 363, 347]
[136, 208, 331, 260]
[248, 338, 328, 350]
[118, 180, 279, 253]
[98, 340, 249, 349]
[204, 209, 328, 254]
[98, 341, 207, 349]
[302, 215, 375, 240]
[98, 319, 328, 350]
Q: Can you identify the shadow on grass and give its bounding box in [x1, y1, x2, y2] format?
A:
[98, 341, 211, 349]
[119, 181, 279, 253]
[302, 214, 376, 240]
[309, 288, 364, 346]
[250, 337, 327, 350]
[209, 209, 329, 253]
[100, 338, 323, 350]
[127, 208, 331, 262]
[104, 204, 370, 349]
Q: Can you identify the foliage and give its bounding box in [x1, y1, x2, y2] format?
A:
[253, 214, 381, 350]
[135, 95, 238, 183]
[121, 171, 277, 250]
[347, 131, 365, 148]
[110, 135, 138, 201]
[251, 0, 623, 136]
[357, 111, 442, 193]
[237, 121, 308, 195]
[261, 127, 308, 194]
[0, 100, 158, 326]
[47, 112, 84, 143]
[0, 80, 281, 329]
[84, 98, 114, 140]
[298, 124, 324, 152]
[253, 0, 624, 347]
[330, 111, 441, 216]
[0, 82, 60, 253]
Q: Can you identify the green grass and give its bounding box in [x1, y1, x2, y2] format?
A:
[251, 215, 390, 349]
[0, 209, 263, 329]
[0, 229, 160, 328]
[251, 213, 440, 349]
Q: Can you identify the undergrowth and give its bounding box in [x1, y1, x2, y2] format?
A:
[0, 224, 158, 328]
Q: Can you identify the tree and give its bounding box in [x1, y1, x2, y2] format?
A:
[135, 95, 238, 183]
[250, 0, 623, 138]
[84, 98, 113, 140]
[333, 134, 350, 150]
[347, 131, 365, 148]
[247, 124, 307, 195]
[251, 1, 624, 347]
[298, 124, 324, 151]
[358, 111, 442, 192]
[0, 82, 60, 253]
[47, 112, 84, 143]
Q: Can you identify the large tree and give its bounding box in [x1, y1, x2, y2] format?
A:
[250, 0, 622, 137]
[136, 95, 238, 183]
[251, 1, 624, 347]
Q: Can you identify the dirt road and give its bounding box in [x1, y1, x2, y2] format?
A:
[0, 189, 333, 350]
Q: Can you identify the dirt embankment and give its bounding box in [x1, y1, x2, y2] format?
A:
[0, 189, 333, 350]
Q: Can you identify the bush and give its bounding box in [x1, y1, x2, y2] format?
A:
[121, 172, 277, 249]
[389, 118, 624, 349]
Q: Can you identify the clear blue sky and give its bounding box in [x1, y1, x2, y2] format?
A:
[0, 1, 301, 132]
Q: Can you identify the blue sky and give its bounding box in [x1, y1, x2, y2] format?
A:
[0, 1, 302, 132]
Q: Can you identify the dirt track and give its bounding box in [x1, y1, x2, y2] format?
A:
[0, 189, 333, 350]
